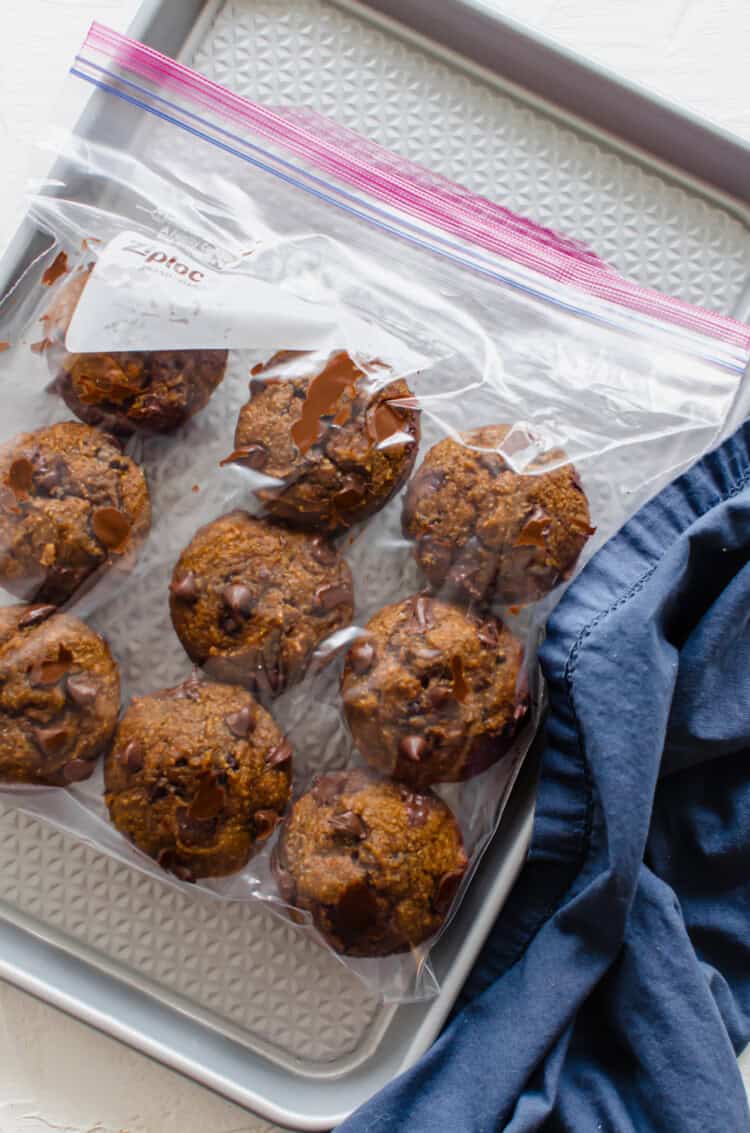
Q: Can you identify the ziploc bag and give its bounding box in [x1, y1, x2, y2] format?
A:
[0, 23, 747, 1001]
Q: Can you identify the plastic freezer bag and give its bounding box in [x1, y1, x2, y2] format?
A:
[0, 23, 747, 1001]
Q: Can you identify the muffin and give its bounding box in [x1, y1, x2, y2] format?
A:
[227, 350, 420, 530]
[46, 268, 227, 435]
[104, 675, 293, 881]
[402, 424, 593, 607]
[0, 421, 151, 604]
[0, 602, 120, 785]
[341, 595, 527, 786]
[273, 770, 467, 956]
[169, 511, 354, 696]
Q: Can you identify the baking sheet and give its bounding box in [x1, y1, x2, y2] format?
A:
[0, 0, 747, 1127]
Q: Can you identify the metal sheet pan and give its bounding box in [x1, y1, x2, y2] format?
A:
[0, 1, 747, 1128]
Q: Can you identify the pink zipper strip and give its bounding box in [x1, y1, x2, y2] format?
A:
[82, 22, 750, 353]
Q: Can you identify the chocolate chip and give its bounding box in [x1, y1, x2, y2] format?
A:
[272, 845, 296, 903]
[428, 685, 454, 709]
[249, 377, 267, 397]
[348, 639, 375, 675]
[313, 582, 352, 614]
[190, 775, 225, 821]
[92, 507, 131, 551]
[8, 458, 33, 495]
[32, 725, 69, 756]
[122, 739, 145, 773]
[516, 507, 551, 549]
[18, 604, 56, 629]
[312, 774, 343, 805]
[157, 849, 195, 882]
[177, 807, 217, 846]
[399, 735, 428, 763]
[223, 582, 253, 616]
[62, 758, 94, 783]
[477, 621, 499, 648]
[265, 740, 293, 770]
[413, 594, 434, 631]
[309, 536, 338, 566]
[225, 704, 256, 738]
[253, 663, 281, 697]
[254, 809, 279, 841]
[330, 879, 378, 945]
[404, 791, 430, 827]
[334, 478, 366, 512]
[329, 810, 367, 839]
[30, 646, 74, 686]
[170, 571, 199, 602]
[434, 868, 464, 914]
[66, 675, 98, 707]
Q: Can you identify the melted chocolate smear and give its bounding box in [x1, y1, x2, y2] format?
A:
[516, 508, 551, 549]
[330, 879, 378, 945]
[220, 443, 268, 471]
[0, 342, 10, 353]
[451, 656, 469, 703]
[33, 725, 69, 756]
[177, 807, 217, 846]
[31, 644, 74, 686]
[366, 399, 407, 445]
[190, 775, 225, 821]
[18, 604, 56, 629]
[92, 507, 131, 551]
[291, 352, 362, 454]
[9, 458, 33, 496]
[30, 339, 51, 355]
[41, 251, 69, 287]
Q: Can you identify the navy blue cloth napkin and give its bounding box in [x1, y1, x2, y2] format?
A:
[340, 423, 750, 1132]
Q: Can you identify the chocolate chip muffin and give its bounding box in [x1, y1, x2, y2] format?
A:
[402, 425, 594, 607]
[273, 770, 467, 956]
[170, 511, 354, 696]
[0, 422, 151, 604]
[341, 595, 527, 786]
[104, 675, 293, 881]
[0, 602, 120, 785]
[227, 350, 420, 530]
[46, 269, 227, 435]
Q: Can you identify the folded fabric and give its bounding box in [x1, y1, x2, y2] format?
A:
[339, 423, 750, 1133]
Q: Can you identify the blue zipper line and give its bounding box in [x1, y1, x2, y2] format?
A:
[68, 63, 746, 376]
[76, 54, 585, 279]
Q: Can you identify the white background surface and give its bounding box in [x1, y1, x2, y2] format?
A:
[0, 1, 747, 1130]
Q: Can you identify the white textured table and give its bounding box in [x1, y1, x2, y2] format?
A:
[0, 2, 747, 1130]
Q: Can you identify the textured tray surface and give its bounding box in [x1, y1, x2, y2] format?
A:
[1, 0, 748, 1095]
